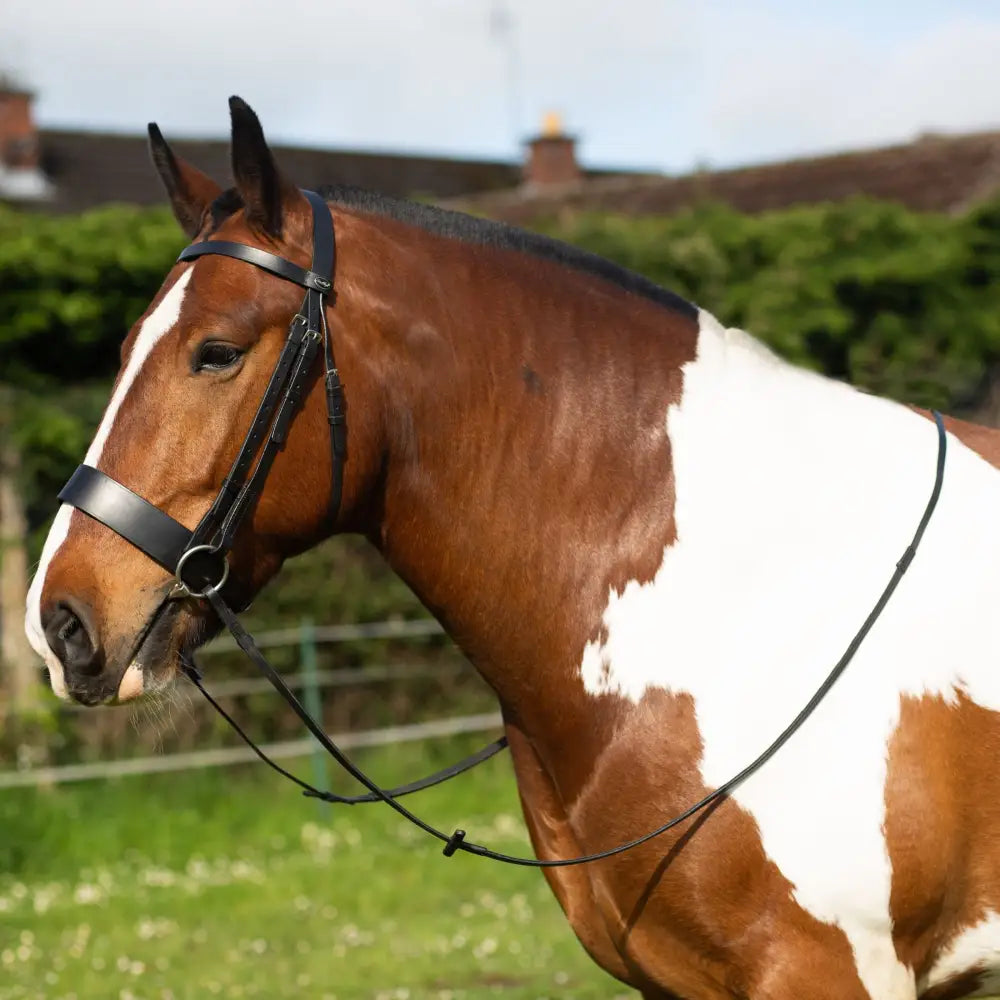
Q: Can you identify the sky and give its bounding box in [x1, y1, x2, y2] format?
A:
[4, 0, 1000, 174]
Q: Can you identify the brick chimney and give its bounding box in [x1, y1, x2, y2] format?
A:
[0, 81, 52, 201]
[524, 112, 581, 189]
[0, 84, 40, 170]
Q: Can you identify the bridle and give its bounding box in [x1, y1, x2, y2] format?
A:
[56, 189, 950, 867]
[59, 190, 344, 601]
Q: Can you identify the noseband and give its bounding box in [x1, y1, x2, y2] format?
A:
[56, 190, 950, 868]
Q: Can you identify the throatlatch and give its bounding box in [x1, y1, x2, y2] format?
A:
[57, 188, 950, 868]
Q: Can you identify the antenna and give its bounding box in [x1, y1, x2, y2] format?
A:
[488, 1, 522, 153]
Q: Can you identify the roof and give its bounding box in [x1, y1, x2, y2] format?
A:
[30, 130, 528, 214]
[451, 130, 1000, 223]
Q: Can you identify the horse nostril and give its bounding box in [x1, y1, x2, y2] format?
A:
[58, 614, 81, 644]
[42, 600, 102, 679]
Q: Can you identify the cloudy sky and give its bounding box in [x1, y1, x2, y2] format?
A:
[4, 0, 1000, 173]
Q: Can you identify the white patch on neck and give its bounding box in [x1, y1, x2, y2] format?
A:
[579, 309, 1000, 996]
[24, 269, 192, 695]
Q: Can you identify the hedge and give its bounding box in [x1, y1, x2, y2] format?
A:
[4, 193, 1000, 627]
[4, 195, 1000, 411]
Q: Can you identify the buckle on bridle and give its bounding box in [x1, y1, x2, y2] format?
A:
[170, 544, 230, 600]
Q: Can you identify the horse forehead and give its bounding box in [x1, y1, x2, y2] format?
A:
[87, 267, 194, 468]
[121, 266, 195, 360]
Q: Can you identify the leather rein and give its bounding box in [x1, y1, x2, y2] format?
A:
[57, 190, 949, 867]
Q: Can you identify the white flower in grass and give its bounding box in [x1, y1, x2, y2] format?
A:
[73, 884, 103, 905]
[139, 867, 177, 888]
[473, 937, 498, 959]
[185, 858, 210, 881]
[32, 883, 61, 914]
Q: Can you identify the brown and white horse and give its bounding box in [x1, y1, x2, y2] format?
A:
[23, 99, 1000, 999]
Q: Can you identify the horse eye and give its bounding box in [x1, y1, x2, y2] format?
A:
[193, 341, 244, 372]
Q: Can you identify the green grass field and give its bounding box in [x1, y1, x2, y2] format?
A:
[0, 735, 629, 1000]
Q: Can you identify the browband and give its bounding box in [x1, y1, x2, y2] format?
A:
[177, 242, 332, 294]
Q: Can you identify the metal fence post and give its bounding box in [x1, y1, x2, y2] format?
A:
[300, 618, 328, 816]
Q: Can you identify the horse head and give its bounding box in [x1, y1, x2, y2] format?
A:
[24, 98, 388, 705]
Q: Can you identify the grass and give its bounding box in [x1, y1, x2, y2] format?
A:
[0, 735, 630, 1000]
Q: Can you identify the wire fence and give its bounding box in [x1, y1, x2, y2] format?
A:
[0, 712, 503, 789]
[1, 617, 498, 790]
[202, 617, 444, 651]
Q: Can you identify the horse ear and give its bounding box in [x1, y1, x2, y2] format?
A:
[228, 96, 298, 239]
[147, 124, 222, 238]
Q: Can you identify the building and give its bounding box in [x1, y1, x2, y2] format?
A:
[0, 87, 625, 213]
[456, 128, 1000, 222]
[5, 82, 1000, 219]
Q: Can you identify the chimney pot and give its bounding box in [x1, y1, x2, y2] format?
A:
[524, 112, 581, 189]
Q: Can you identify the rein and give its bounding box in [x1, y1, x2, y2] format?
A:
[57, 190, 949, 867]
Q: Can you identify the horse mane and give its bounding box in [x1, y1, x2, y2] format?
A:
[207, 186, 698, 322]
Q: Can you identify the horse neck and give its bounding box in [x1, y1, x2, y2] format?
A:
[334, 209, 699, 735]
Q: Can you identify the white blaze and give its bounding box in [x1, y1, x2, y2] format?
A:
[24, 269, 193, 696]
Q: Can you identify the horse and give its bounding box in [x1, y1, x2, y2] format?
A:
[23, 96, 1000, 1000]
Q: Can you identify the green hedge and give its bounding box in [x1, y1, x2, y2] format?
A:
[0, 204, 184, 387]
[534, 197, 1000, 411]
[5, 194, 1000, 575]
[5, 195, 1000, 413]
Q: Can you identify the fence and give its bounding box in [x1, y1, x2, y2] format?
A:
[0, 618, 503, 789]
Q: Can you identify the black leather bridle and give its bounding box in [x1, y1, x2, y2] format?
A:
[60, 190, 344, 600]
[56, 189, 950, 867]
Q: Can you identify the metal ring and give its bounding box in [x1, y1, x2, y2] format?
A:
[173, 545, 230, 599]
